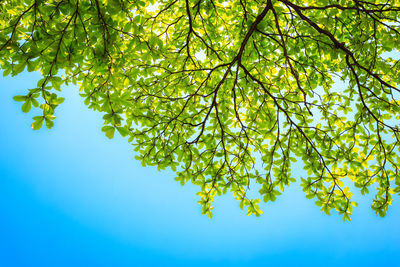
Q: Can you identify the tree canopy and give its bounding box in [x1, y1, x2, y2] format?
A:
[1, 0, 400, 220]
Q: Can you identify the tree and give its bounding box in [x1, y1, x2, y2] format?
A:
[1, 0, 400, 220]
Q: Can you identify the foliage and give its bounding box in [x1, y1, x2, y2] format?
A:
[1, 0, 400, 220]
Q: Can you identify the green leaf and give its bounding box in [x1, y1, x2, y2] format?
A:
[31, 98, 39, 107]
[13, 95, 26, 102]
[45, 117, 54, 129]
[31, 117, 44, 130]
[21, 100, 31, 113]
[12, 62, 26, 76]
[2, 67, 12, 77]
[117, 126, 129, 137]
[102, 126, 115, 139]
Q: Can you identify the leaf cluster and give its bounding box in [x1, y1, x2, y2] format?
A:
[2, 0, 400, 220]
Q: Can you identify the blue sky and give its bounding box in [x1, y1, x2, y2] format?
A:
[1, 71, 400, 266]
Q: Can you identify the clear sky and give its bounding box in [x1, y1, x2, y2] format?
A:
[1, 71, 400, 266]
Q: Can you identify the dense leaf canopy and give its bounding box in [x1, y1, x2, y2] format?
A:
[2, 0, 400, 220]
